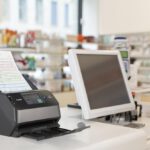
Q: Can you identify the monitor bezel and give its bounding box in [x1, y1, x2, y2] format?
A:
[68, 49, 135, 119]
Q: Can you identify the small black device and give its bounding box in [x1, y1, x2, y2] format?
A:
[0, 90, 63, 139]
[0, 75, 90, 140]
[0, 90, 90, 140]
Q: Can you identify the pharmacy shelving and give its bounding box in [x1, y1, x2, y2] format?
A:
[138, 67, 150, 71]
[20, 70, 36, 74]
[0, 46, 73, 93]
[64, 41, 100, 50]
[0, 29, 74, 95]
[138, 74, 150, 84]
[131, 52, 150, 86]
[0, 47, 36, 53]
[131, 54, 150, 59]
[0, 47, 68, 55]
[37, 78, 72, 82]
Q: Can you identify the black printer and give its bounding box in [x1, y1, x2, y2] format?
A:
[0, 75, 71, 140]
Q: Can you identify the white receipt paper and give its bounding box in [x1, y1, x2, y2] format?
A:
[0, 51, 31, 93]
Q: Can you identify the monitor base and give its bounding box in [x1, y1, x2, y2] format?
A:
[67, 103, 81, 109]
[92, 115, 145, 129]
[123, 122, 145, 129]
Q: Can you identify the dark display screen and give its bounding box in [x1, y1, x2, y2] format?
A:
[22, 94, 44, 105]
[77, 54, 130, 110]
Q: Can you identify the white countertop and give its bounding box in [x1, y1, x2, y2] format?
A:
[0, 107, 146, 150]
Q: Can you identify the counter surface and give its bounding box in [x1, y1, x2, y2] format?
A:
[0, 107, 146, 150]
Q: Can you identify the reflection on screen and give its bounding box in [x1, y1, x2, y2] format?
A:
[77, 54, 130, 110]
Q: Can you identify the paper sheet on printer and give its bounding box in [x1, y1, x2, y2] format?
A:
[0, 51, 31, 93]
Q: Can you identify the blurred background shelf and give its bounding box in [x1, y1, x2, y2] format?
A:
[0, 47, 36, 53]
[0, 29, 73, 94]
[130, 54, 150, 59]
[20, 70, 36, 74]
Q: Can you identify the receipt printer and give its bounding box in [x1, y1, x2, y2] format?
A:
[0, 90, 70, 140]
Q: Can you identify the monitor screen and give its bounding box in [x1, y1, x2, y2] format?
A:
[68, 50, 134, 119]
[77, 54, 130, 110]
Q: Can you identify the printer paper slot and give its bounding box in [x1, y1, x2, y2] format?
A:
[23, 128, 71, 141]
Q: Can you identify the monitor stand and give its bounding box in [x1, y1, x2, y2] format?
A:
[67, 103, 81, 109]
[123, 122, 145, 129]
[67, 105, 145, 129]
[92, 116, 145, 129]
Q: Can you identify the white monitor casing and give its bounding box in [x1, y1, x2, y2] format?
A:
[68, 49, 135, 120]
